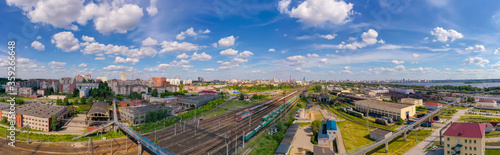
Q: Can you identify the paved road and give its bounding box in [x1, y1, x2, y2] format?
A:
[336, 127, 346, 154]
[403, 108, 471, 155]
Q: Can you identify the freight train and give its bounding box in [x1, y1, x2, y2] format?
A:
[236, 90, 300, 122]
[339, 107, 364, 118]
[368, 113, 393, 123]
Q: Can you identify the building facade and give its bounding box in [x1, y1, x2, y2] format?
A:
[476, 99, 497, 108]
[5, 86, 33, 96]
[401, 98, 424, 106]
[59, 77, 75, 94]
[355, 99, 416, 120]
[389, 88, 414, 94]
[108, 79, 149, 95]
[317, 120, 337, 145]
[120, 105, 171, 125]
[1, 103, 69, 131]
[425, 102, 443, 110]
[443, 123, 485, 155]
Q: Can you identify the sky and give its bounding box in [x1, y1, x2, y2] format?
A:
[1, 0, 500, 81]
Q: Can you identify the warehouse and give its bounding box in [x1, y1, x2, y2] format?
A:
[355, 99, 415, 121]
[178, 95, 222, 108]
[400, 98, 423, 106]
[120, 105, 171, 125]
[86, 101, 110, 126]
[274, 124, 300, 155]
[0, 102, 69, 131]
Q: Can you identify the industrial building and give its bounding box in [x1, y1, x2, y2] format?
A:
[149, 96, 178, 104]
[389, 88, 414, 95]
[317, 120, 337, 145]
[0, 102, 69, 131]
[118, 100, 142, 107]
[476, 99, 497, 108]
[355, 99, 416, 120]
[5, 86, 33, 96]
[274, 124, 299, 155]
[443, 123, 486, 155]
[370, 128, 392, 140]
[86, 101, 110, 126]
[178, 95, 222, 108]
[425, 102, 443, 110]
[400, 98, 423, 106]
[120, 105, 171, 125]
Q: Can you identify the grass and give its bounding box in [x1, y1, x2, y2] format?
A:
[204, 98, 269, 117]
[367, 129, 433, 155]
[321, 104, 400, 131]
[0, 126, 125, 142]
[486, 141, 500, 146]
[337, 120, 374, 152]
[450, 106, 468, 110]
[472, 108, 500, 114]
[486, 149, 500, 154]
[314, 111, 324, 120]
[486, 131, 500, 138]
[458, 115, 500, 123]
[296, 122, 311, 127]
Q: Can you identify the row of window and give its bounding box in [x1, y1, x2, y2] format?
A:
[446, 137, 477, 144]
[446, 151, 477, 155]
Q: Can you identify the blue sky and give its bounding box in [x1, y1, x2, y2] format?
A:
[1, 0, 500, 81]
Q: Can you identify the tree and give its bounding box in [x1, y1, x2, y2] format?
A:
[251, 94, 258, 100]
[239, 93, 244, 100]
[152, 89, 159, 97]
[467, 96, 475, 103]
[73, 88, 80, 97]
[82, 79, 87, 83]
[115, 95, 123, 101]
[398, 119, 405, 125]
[80, 97, 86, 105]
[56, 99, 62, 105]
[46, 87, 54, 95]
[63, 97, 69, 106]
[50, 115, 57, 131]
[1, 117, 7, 124]
[311, 120, 322, 135]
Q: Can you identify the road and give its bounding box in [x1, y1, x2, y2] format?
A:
[403, 108, 470, 155]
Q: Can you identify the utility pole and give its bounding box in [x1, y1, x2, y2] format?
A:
[243, 131, 245, 148]
[175, 124, 176, 135]
[126, 136, 128, 152]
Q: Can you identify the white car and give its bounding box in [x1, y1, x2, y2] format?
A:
[431, 145, 438, 151]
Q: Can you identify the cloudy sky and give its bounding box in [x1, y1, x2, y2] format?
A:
[1, 0, 500, 81]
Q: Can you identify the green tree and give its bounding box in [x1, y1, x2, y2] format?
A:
[72, 88, 80, 97]
[56, 99, 62, 105]
[115, 95, 123, 101]
[398, 119, 405, 125]
[152, 89, 159, 97]
[80, 97, 86, 105]
[239, 93, 244, 100]
[1, 117, 7, 124]
[467, 96, 475, 103]
[251, 94, 258, 100]
[50, 115, 57, 131]
[311, 120, 322, 135]
[63, 97, 69, 106]
[82, 79, 87, 83]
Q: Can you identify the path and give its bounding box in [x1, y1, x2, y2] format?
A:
[403, 108, 470, 155]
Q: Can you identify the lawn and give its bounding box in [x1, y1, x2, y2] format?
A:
[0, 126, 125, 142]
[458, 115, 500, 123]
[486, 141, 500, 146]
[486, 131, 500, 138]
[472, 108, 500, 114]
[486, 149, 500, 154]
[337, 120, 374, 152]
[368, 129, 433, 155]
[203, 98, 269, 117]
[321, 104, 400, 131]
[313, 111, 324, 120]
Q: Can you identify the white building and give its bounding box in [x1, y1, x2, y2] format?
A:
[389, 88, 414, 95]
[121, 71, 127, 81]
[97, 77, 108, 82]
[167, 79, 181, 85]
[476, 99, 497, 108]
[182, 79, 192, 85]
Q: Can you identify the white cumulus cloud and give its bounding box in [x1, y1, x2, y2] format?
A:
[391, 60, 405, 65]
[278, 0, 355, 26]
[48, 61, 66, 69]
[176, 27, 198, 40]
[114, 56, 139, 65]
[79, 63, 87, 67]
[176, 53, 189, 59]
[320, 34, 337, 40]
[51, 31, 80, 52]
[220, 49, 238, 56]
[191, 52, 212, 61]
[160, 41, 200, 53]
[217, 36, 236, 48]
[464, 57, 489, 67]
[31, 41, 45, 51]
[465, 45, 486, 52]
[430, 27, 463, 42]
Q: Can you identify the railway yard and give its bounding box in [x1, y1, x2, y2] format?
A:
[143, 87, 307, 155]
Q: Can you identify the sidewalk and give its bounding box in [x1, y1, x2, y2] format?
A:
[403, 108, 470, 155]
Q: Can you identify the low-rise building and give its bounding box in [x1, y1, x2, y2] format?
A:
[120, 105, 171, 125]
[389, 88, 414, 95]
[86, 101, 110, 126]
[150, 97, 178, 104]
[370, 128, 392, 140]
[1, 103, 69, 131]
[178, 95, 222, 108]
[5, 86, 33, 96]
[198, 90, 218, 95]
[400, 98, 423, 106]
[79, 87, 89, 98]
[443, 123, 486, 155]
[425, 102, 443, 110]
[118, 100, 142, 107]
[476, 99, 497, 108]
[37, 88, 46, 96]
[355, 99, 415, 121]
[47, 95, 66, 100]
[317, 120, 338, 145]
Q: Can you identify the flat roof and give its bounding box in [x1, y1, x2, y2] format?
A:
[371, 128, 392, 135]
[15, 103, 67, 118]
[356, 99, 413, 109]
[0, 102, 11, 110]
[313, 146, 333, 155]
[274, 144, 291, 155]
[121, 105, 170, 115]
[88, 101, 109, 116]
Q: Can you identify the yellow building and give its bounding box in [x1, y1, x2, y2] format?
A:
[355, 99, 415, 120]
[400, 98, 423, 106]
[443, 123, 485, 155]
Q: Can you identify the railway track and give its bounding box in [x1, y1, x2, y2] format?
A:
[146, 87, 307, 155]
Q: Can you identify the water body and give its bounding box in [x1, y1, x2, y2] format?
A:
[388, 82, 500, 88]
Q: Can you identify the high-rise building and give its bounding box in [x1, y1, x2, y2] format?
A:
[97, 77, 108, 82]
[198, 77, 204, 82]
[121, 71, 127, 81]
[59, 77, 75, 94]
[152, 77, 168, 87]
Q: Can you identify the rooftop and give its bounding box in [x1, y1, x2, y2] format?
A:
[355, 99, 414, 109]
[15, 103, 68, 118]
[121, 105, 171, 115]
[88, 101, 110, 116]
[313, 146, 334, 155]
[425, 102, 442, 106]
[0, 102, 11, 110]
[478, 99, 496, 103]
[443, 123, 486, 138]
[371, 128, 392, 135]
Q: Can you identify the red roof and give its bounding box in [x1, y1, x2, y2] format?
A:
[199, 90, 217, 94]
[425, 102, 442, 106]
[38, 88, 47, 90]
[478, 99, 496, 103]
[443, 123, 486, 138]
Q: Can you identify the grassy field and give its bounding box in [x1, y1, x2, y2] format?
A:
[486, 131, 500, 138]
[337, 120, 374, 152]
[204, 98, 269, 117]
[486, 149, 500, 154]
[458, 115, 500, 123]
[321, 104, 400, 131]
[0, 126, 125, 142]
[486, 141, 500, 146]
[424, 141, 441, 152]
[368, 129, 432, 155]
[313, 111, 324, 120]
[472, 108, 500, 113]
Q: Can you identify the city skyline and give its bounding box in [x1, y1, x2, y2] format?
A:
[2, 0, 500, 80]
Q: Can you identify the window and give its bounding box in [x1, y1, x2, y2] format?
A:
[469, 140, 471, 143]
[465, 153, 468, 155]
[447, 144, 450, 147]
[447, 151, 450, 154]
[470, 147, 472, 150]
[447, 137, 450, 141]
[474, 140, 476, 144]
[465, 139, 467, 143]
[474, 147, 476, 150]
[465, 147, 467, 150]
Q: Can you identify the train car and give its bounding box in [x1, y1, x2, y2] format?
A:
[382, 116, 393, 123]
[347, 110, 364, 118]
[369, 112, 382, 118]
[262, 114, 271, 121]
[346, 107, 353, 111]
[375, 118, 388, 125]
[339, 107, 346, 112]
